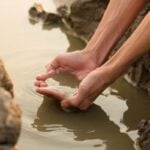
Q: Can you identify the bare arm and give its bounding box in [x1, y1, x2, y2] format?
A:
[36, 0, 146, 82]
[85, 0, 146, 65]
[61, 13, 150, 110]
[104, 12, 150, 79]
[35, 1, 149, 110]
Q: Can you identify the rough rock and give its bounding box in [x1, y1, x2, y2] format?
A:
[29, 3, 62, 25]
[0, 59, 21, 150]
[59, 0, 109, 41]
[138, 120, 150, 150]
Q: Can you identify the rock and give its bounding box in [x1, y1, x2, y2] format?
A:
[29, 3, 62, 25]
[57, 5, 69, 19]
[137, 120, 150, 150]
[64, 0, 108, 40]
[126, 53, 150, 94]
[0, 60, 13, 97]
[0, 59, 21, 150]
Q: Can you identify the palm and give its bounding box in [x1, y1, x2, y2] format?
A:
[37, 50, 97, 81]
[35, 66, 112, 110]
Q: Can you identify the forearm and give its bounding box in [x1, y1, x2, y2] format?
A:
[84, 0, 146, 65]
[105, 13, 150, 79]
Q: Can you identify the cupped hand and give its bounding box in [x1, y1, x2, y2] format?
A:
[35, 65, 114, 110]
[36, 50, 97, 81]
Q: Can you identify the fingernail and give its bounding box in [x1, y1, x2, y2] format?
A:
[39, 82, 48, 87]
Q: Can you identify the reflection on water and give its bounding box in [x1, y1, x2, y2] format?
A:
[111, 78, 150, 130]
[0, 0, 150, 150]
[32, 97, 134, 150]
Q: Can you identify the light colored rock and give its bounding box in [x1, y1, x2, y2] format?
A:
[0, 59, 21, 150]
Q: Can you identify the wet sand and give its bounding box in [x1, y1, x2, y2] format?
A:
[0, 0, 150, 150]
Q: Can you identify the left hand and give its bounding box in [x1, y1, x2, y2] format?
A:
[35, 65, 114, 110]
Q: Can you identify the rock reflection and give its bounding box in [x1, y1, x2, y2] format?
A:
[32, 97, 134, 150]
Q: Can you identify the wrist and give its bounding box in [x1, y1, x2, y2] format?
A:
[82, 48, 100, 66]
[83, 46, 111, 67]
[92, 64, 117, 86]
[103, 55, 130, 81]
[83, 28, 120, 66]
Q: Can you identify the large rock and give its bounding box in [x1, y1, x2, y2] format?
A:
[0, 59, 21, 150]
[138, 120, 150, 150]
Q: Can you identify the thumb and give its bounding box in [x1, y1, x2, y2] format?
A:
[36, 57, 61, 81]
[36, 70, 55, 81]
[45, 57, 60, 73]
[36, 87, 66, 101]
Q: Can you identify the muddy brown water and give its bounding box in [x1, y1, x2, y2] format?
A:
[0, 0, 150, 150]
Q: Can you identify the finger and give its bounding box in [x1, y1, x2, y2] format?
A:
[37, 57, 62, 81]
[39, 81, 48, 87]
[36, 87, 66, 101]
[36, 73, 49, 81]
[34, 80, 48, 87]
[36, 70, 55, 81]
[45, 58, 60, 73]
[34, 80, 41, 87]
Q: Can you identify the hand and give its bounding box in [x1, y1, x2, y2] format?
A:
[35, 65, 114, 110]
[36, 50, 97, 81]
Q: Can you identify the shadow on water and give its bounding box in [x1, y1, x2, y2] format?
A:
[32, 97, 134, 150]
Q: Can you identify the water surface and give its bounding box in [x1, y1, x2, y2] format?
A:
[0, 0, 150, 150]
